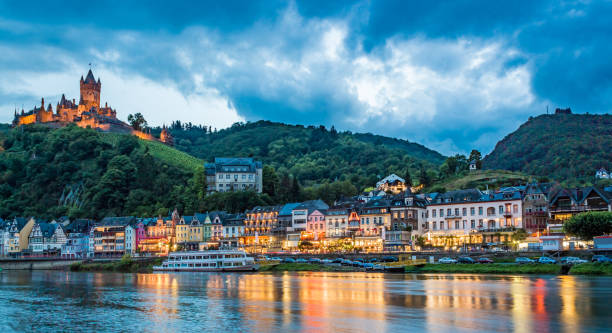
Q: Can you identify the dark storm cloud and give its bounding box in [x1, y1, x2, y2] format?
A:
[0, 0, 610, 155]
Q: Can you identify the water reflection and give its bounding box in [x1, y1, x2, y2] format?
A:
[0, 271, 610, 332]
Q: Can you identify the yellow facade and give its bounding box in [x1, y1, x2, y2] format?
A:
[8, 218, 35, 253]
[188, 225, 204, 242]
[175, 223, 190, 244]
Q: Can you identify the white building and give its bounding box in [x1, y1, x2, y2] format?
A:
[595, 168, 610, 179]
[125, 225, 137, 255]
[325, 207, 350, 237]
[205, 157, 263, 193]
[28, 221, 67, 254]
[424, 188, 523, 247]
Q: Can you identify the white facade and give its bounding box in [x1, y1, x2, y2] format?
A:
[223, 225, 244, 238]
[125, 225, 137, 255]
[325, 211, 349, 237]
[425, 199, 523, 237]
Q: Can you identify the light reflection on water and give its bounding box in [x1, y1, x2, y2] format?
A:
[0, 271, 610, 332]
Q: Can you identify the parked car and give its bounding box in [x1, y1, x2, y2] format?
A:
[269, 257, 282, 261]
[282, 257, 296, 263]
[515, 257, 535, 264]
[321, 259, 333, 264]
[561, 257, 588, 264]
[368, 258, 379, 263]
[382, 256, 399, 262]
[332, 258, 344, 264]
[308, 258, 322, 263]
[363, 263, 374, 270]
[477, 257, 494, 264]
[295, 258, 308, 263]
[341, 259, 354, 266]
[457, 257, 475, 264]
[538, 256, 557, 264]
[592, 255, 611, 263]
[372, 264, 385, 271]
[438, 257, 457, 264]
[353, 258, 365, 263]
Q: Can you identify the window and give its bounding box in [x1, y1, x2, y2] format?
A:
[439, 209, 444, 217]
[478, 207, 483, 215]
[470, 207, 475, 216]
[455, 221, 460, 229]
[218, 174, 223, 179]
[462, 220, 466, 229]
[499, 205, 504, 213]
[513, 204, 518, 213]
[462, 208, 467, 216]
[249, 174, 253, 180]
[439, 222, 444, 230]
[432, 210, 437, 217]
[447, 209, 452, 216]
[226, 174, 230, 179]
[242, 174, 246, 179]
[433, 222, 437, 230]
[478, 219, 483, 227]
[455, 208, 459, 216]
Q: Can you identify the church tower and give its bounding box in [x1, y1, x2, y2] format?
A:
[79, 69, 101, 112]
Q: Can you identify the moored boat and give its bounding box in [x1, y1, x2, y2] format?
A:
[153, 249, 258, 272]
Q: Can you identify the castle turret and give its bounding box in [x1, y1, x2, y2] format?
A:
[79, 69, 101, 112]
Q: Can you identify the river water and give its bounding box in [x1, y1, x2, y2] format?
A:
[0, 271, 609, 332]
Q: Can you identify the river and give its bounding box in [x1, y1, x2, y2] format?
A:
[0, 271, 609, 332]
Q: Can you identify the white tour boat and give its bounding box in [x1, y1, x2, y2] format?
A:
[153, 249, 258, 272]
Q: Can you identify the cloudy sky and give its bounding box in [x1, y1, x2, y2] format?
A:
[1, 1, 610, 155]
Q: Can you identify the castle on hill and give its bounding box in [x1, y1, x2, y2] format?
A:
[12, 69, 173, 145]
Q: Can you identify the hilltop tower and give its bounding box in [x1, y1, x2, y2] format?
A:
[79, 69, 101, 112]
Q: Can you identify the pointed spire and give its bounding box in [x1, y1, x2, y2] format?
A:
[84, 69, 96, 84]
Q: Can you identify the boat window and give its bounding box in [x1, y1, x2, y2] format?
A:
[196, 256, 202, 260]
[189, 263, 194, 267]
[195, 263, 201, 267]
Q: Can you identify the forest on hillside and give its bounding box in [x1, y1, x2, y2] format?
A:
[151, 120, 444, 191]
[483, 114, 612, 185]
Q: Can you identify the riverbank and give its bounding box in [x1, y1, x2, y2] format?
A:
[258, 263, 359, 272]
[259, 262, 612, 275]
[70, 257, 162, 273]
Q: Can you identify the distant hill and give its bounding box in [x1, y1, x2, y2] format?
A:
[483, 113, 612, 184]
[164, 120, 446, 190]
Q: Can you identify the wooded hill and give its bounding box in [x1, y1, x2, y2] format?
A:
[160, 120, 445, 191]
[483, 113, 612, 185]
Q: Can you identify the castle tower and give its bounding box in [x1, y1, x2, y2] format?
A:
[160, 125, 174, 146]
[79, 69, 101, 112]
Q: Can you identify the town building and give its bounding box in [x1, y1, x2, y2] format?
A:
[276, 203, 301, 249]
[92, 217, 136, 258]
[305, 208, 327, 241]
[595, 168, 610, 179]
[205, 158, 263, 193]
[243, 206, 281, 251]
[359, 198, 391, 236]
[549, 187, 612, 223]
[221, 213, 245, 248]
[325, 207, 350, 238]
[61, 219, 95, 259]
[27, 221, 66, 256]
[6, 217, 35, 256]
[522, 183, 554, 233]
[376, 174, 407, 194]
[425, 188, 523, 249]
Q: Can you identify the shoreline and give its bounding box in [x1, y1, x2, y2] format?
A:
[67, 259, 612, 276]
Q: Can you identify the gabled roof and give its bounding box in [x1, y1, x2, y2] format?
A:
[294, 200, 329, 213]
[376, 174, 405, 188]
[38, 223, 59, 238]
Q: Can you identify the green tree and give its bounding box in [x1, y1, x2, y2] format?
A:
[127, 113, 148, 131]
[291, 176, 301, 202]
[563, 212, 612, 240]
[418, 165, 431, 187]
[404, 168, 412, 187]
[262, 165, 279, 197]
[468, 149, 482, 169]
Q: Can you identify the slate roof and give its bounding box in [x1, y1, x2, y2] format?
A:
[278, 203, 301, 216]
[98, 216, 136, 227]
[38, 223, 59, 238]
[204, 157, 262, 174]
[294, 200, 329, 214]
[84, 69, 97, 84]
[65, 219, 95, 234]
